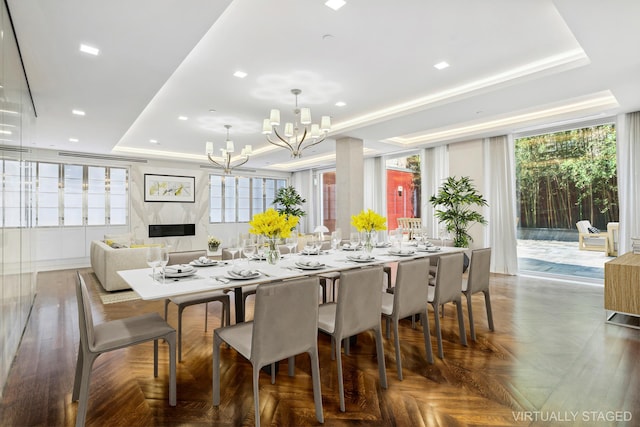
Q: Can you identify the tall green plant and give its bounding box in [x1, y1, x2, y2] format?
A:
[429, 176, 488, 247]
[272, 186, 306, 220]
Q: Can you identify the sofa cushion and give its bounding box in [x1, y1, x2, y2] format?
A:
[104, 232, 133, 246]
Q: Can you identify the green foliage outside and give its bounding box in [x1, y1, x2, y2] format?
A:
[272, 186, 306, 220]
[515, 124, 618, 230]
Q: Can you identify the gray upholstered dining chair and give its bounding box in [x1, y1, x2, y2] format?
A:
[381, 258, 434, 380]
[73, 272, 176, 427]
[164, 250, 230, 361]
[427, 252, 467, 359]
[318, 266, 388, 412]
[462, 248, 493, 341]
[212, 277, 323, 427]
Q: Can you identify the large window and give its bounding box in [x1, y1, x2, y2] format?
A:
[209, 175, 286, 223]
[1, 160, 129, 227]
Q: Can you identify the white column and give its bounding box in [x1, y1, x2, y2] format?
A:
[336, 137, 364, 235]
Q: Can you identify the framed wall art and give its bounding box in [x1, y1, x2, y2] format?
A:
[144, 174, 195, 203]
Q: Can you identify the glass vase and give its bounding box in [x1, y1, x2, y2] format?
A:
[266, 238, 281, 265]
[363, 230, 376, 254]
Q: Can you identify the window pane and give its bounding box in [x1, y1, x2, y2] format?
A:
[37, 163, 59, 226]
[265, 179, 276, 208]
[252, 178, 264, 215]
[64, 164, 83, 226]
[108, 168, 128, 225]
[237, 177, 250, 222]
[321, 171, 336, 231]
[210, 175, 222, 222]
[386, 154, 421, 229]
[224, 177, 236, 222]
[87, 167, 106, 225]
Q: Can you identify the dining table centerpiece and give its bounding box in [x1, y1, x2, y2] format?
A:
[248, 208, 299, 264]
[351, 209, 387, 253]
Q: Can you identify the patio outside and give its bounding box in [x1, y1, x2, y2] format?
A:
[517, 239, 614, 283]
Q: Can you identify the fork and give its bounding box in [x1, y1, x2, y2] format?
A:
[211, 276, 230, 284]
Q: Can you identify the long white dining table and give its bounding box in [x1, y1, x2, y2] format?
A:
[118, 244, 467, 323]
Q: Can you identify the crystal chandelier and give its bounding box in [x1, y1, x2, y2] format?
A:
[262, 89, 331, 158]
[205, 125, 252, 174]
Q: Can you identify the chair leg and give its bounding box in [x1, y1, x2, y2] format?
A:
[74, 352, 99, 427]
[204, 302, 209, 331]
[163, 299, 170, 320]
[432, 303, 444, 359]
[484, 290, 495, 332]
[335, 337, 346, 412]
[308, 348, 324, 423]
[421, 308, 434, 364]
[455, 300, 468, 346]
[154, 339, 159, 377]
[252, 365, 261, 427]
[288, 356, 295, 377]
[385, 316, 391, 339]
[271, 363, 276, 384]
[319, 279, 327, 304]
[465, 292, 476, 341]
[72, 344, 84, 401]
[393, 317, 403, 380]
[167, 332, 177, 406]
[177, 306, 184, 362]
[212, 333, 223, 406]
[374, 326, 388, 389]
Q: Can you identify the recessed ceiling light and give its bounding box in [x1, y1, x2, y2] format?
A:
[325, 0, 346, 11]
[72, 109, 85, 116]
[0, 130, 11, 135]
[209, 108, 217, 113]
[233, 70, 248, 78]
[434, 61, 450, 70]
[69, 138, 78, 142]
[149, 139, 158, 144]
[178, 116, 188, 121]
[335, 101, 347, 107]
[79, 44, 100, 56]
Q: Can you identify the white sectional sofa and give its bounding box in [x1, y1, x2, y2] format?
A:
[90, 240, 151, 291]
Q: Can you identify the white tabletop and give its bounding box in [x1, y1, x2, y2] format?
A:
[118, 244, 466, 301]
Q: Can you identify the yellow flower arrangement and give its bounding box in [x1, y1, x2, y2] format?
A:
[351, 209, 387, 232]
[248, 208, 299, 239]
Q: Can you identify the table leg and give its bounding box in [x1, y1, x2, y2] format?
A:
[233, 287, 244, 323]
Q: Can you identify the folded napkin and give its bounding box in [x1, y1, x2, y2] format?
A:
[297, 258, 323, 267]
[389, 248, 416, 255]
[165, 264, 195, 274]
[230, 266, 258, 277]
[302, 248, 320, 255]
[349, 253, 373, 260]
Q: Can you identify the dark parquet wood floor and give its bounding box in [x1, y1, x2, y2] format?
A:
[1, 267, 639, 426]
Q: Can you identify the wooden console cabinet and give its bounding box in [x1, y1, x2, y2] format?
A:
[604, 252, 640, 327]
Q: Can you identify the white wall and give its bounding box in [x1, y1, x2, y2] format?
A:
[448, 139, 488, 249]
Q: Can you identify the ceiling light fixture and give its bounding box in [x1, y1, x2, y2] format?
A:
[262, 89, 331, 158]
[434, 61, 450, 70]
[69, 138, 78, 142]
[149, 139, 158, 144]
[206, 125, 252, 174]
[325, 0, 346, 11]
[178, 116, 188, 121]
[233, 70, 248, 78]
[72, 109, 85, 116]
[335, 101, 346, 107]
[79, 44, 100, 56]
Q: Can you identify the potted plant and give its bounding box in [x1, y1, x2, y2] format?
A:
[273, 186, 306, 229]
[208, 236, 221, 251]
[429, 176, 488, 248]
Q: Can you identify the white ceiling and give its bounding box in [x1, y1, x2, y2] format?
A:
[6, 0, 640, 172]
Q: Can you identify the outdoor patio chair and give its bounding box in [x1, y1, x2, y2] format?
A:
[576, 220, 609, 254]
[607, 222, 619, 256]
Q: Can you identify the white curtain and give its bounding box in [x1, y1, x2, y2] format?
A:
[422, 145, 448, 238]
[483, 135, 518, 274]
[617, 111, 640, 254]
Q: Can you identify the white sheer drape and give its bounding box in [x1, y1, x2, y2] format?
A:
[422, 145, 448, 238]
[483, 135, 518, 274]
[617, 111, 640, 254]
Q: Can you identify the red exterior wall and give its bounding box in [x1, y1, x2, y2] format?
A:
[386, 169, 415, 229]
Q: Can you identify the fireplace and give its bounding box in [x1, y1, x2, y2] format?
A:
[149, 223, 195, 238]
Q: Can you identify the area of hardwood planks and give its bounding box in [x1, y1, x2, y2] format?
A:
[1, 267, 639, 426]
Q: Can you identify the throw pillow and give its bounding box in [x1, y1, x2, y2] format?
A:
[104, 232, 133, 246]
[588, 226, 600, 234]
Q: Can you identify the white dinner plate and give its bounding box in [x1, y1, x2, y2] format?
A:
[164, 270, 197, 278]
[225, 271, 261, 280]
[189, 260, 219, 267]
[387, 250, 416, 257]
[295, 262, 325, 270]
[346, 255, 375, 263]
[300, 250, 322, 256]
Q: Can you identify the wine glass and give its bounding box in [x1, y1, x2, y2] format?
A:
[241, 237, 255, 266]
[227, 237, 240, 264]
[330, 231, 341, 252]
[159, 246, 170, 283]
[350, 232, 360, 250]
[146, 246, 161, 281]
[286, 235, 298, 258]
